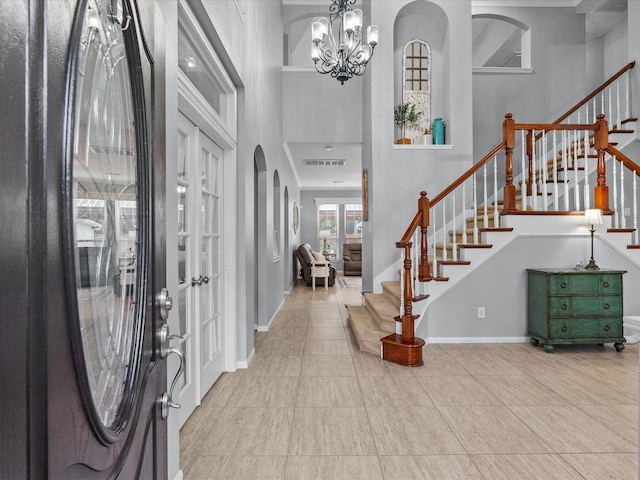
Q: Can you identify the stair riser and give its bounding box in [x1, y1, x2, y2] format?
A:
[466, 216, 499, 229]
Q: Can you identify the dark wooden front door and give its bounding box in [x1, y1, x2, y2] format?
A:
[0, 1, 169, 478]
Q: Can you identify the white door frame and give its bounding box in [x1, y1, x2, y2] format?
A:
[176, 0, 238, 380]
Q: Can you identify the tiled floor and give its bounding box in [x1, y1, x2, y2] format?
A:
[180, 278, 639, 479]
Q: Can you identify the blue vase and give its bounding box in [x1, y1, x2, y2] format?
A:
[432, 118, 445, 145]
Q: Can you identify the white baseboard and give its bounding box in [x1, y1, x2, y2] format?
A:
[256, 298, 284, 332]
[427, 336, 529, 344]
[237, 348, 255, 369]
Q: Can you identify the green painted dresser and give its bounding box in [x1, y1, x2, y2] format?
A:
[526, 268, 626, 353]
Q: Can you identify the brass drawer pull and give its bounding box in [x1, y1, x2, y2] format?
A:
[603, 303, 610, 310]
[560, 282, 567, 288]
[603, 281, 609, 288]
[561, 304, 568, 310]
[561, 325, 568, 332]
[603, 325, 610, 332]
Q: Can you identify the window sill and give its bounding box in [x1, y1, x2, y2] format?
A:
[473, 67, 534, 74]
[393, 144, 454, 150]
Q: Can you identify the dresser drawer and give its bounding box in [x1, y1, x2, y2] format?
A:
[599, 274, 622, 294]
[549, 296, 571, 316]
[572, 295, 622, 317]
[599, 318, 622, 339]
[548, 319, 575, 339]
[547, 273, 623, 295]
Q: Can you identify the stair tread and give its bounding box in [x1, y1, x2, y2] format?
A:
[347, 305, 386, 356]
[381, 281, 401, 310]
[362, 293, 399, 333]
[381, 280, 401, 298]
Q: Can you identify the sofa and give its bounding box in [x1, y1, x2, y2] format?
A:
[342, 243, 362, 276]
[295, 243, 336, 287]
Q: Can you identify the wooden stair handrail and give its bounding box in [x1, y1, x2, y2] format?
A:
[552, 60, 636, 125]
[431, 141, 507, 208]
[606, 144, 640, 176]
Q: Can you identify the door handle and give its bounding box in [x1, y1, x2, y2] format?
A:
[159, 347, 184, 420]
[202, 275, 209, 284]
[191, 276, 203, 286]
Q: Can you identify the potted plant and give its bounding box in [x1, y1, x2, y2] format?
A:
[394, 101, 422, 144]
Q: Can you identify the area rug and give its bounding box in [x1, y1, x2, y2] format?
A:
[336, 276, 362, 289]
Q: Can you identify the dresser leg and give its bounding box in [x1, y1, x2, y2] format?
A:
[614, 342, 625, 352]
[543, 344, 554, 353]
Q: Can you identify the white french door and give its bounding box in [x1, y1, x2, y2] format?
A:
[175, 112, 225, 427]
[197, 131, 225, 396]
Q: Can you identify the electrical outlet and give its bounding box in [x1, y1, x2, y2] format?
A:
[477, 307, 485, 319]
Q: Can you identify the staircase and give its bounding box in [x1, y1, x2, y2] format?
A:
[347, 281, 400, 356]
[347, 60, 640, 365]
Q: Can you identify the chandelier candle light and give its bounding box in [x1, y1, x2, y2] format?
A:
[311, 0, 378, 85]
[584, 208, 604, 270]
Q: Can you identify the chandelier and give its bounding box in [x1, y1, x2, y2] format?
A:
[311, 0, 378, 85]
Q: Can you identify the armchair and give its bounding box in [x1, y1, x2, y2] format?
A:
[295, 244, 336, 288]
[342, 243, 362, 276]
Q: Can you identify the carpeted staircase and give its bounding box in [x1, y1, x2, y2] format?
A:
[347, 281, 401, 356]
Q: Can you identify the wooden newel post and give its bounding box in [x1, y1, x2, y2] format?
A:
[594, 114, 609, 211]
[418, 191, 431, 281]
[401, 243, 415, 341]
[503, 113, 517, 211]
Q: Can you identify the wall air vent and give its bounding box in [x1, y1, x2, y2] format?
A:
[303, 159, 346, 166]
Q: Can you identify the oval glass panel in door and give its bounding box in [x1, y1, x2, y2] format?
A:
[66, 0, 147, 441]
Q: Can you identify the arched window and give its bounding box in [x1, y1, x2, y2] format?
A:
[402, 39, 431, 144]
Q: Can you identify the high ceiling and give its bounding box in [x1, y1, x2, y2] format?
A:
[282, 0, 627, 191]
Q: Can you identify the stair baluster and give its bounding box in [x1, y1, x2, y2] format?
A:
[625, 69, 631, 120]
[612, 155, 619, 228]
[531, 131, 538, 209]
[573, 129, 580, 210]
[472, 172, 479, 244]
[633, 175, 638, 245]
[521, 130, 527, 211]
[542, 130, 548, 209]
[562, 130, 569, 210]
[452, 191, 457, 261]
[431, 204, 438, 278]
[583, 129, 591, 208]
[483, 164, 488, 229]
[552, 130, 559, 210]
[620, 164, 626, 228]
[616, 79, 621, 128]
[493, 155, 499, 227]
[609, 86, 613, 126]
[441, 199, 447, 262]
[462, 178, 468, 245]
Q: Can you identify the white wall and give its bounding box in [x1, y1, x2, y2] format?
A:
[283, 71, 363, 143]
[471, 7, 589, 164]
[366, 0, 474, 291]
[422, 234, 640, 341]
